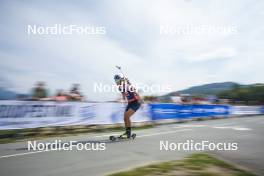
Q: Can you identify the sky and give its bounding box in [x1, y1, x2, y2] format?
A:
[0, 0, 264, 101]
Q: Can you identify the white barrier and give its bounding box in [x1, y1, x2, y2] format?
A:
[0, 101, 150, 130]
[230, 106, 263, 115]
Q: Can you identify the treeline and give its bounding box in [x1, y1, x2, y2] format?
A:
[218, 84, 264, 105]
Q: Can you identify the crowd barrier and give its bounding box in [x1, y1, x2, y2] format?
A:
[0, 101, 263, 130]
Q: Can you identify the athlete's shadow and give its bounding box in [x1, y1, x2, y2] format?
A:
[73, 139, 111, 144]
[67, 138, 135, 145]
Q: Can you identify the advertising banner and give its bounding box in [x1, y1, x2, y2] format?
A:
[0, 101, 262, 130]
[0, 101, 150, 129]
[149, 104, 230, 120]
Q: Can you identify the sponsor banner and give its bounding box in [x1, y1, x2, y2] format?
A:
[0, 101, 263, 130]
[149, 104, 230, 120]
[230, 106, 263, 115]
[0, 101, 150, 130]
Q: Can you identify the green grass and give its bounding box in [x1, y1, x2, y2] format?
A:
[108, 153, 256, 176]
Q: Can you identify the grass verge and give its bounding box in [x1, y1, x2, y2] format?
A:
[0, 124, 154, 144]
[108, 153, 256, 176]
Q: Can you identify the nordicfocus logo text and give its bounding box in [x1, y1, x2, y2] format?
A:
[27, 24, 106, 35]
[160, 140, 238, 151]
[93, 82, 172, 93]
[27, 140, 106, 151]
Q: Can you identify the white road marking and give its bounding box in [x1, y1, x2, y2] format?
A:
[213, 126, 252, 131]
[171, 126, 186, 129]
[172, 122, 252, 131]
[0, 150, 48, 159]
[233, 127, 251, 131]
[93, 133, 119, 138]
[174, 123, 236, 129]
[213, 126, 231, 129]
[175, 124, 208, 128]
[137, 129, 192, 138]
[211, 123, 236, 127]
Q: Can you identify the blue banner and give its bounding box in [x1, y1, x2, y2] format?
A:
[149, 104, 230, 120]
[261, 106, 264, 114]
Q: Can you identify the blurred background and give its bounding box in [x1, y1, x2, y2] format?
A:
[0, 0, 264, 176]
[1, 0, 264, 102]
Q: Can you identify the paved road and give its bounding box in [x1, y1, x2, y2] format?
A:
[0, 115, 263, 176]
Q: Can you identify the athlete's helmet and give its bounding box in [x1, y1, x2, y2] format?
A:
[114, 74, 123, 83]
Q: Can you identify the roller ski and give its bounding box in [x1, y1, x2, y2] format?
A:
[109, 131, 136, 141]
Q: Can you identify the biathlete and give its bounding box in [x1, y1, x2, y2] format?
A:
[114, 74, 141, 138]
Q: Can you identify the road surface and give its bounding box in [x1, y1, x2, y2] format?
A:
[0, 115, 263, 176]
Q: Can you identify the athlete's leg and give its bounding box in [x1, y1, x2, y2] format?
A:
[124, 108, 136, 137]
[124, 108, 136, 127]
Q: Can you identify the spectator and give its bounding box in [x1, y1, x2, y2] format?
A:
[69, 84, 83, 101]
[54, 89, 68, 101]
[32, 82, 48, 100]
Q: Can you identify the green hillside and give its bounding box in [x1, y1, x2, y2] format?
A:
[170, 82, 239, 96]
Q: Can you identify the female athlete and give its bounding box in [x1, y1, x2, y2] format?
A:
[114, 74, 141, 138]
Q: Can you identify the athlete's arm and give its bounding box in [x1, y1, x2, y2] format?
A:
[122, 93, 127, 102]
